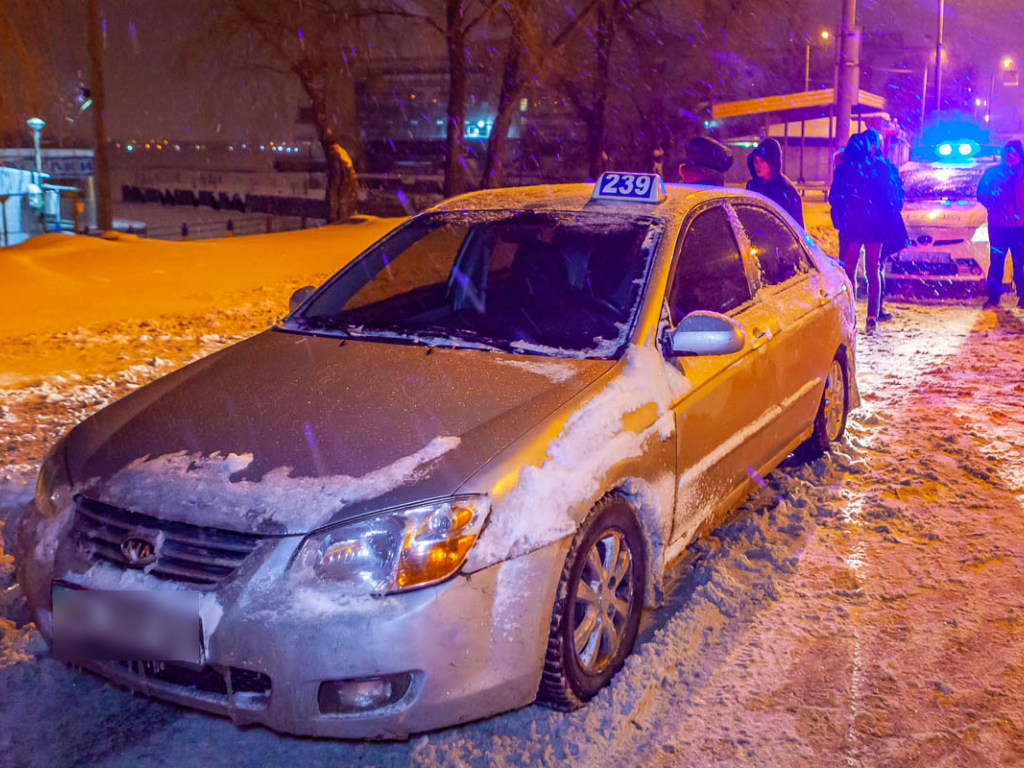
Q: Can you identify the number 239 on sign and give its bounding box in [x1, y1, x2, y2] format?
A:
[592, 172, 666, 203]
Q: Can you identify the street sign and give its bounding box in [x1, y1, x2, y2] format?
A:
[42, 155, 94, 178]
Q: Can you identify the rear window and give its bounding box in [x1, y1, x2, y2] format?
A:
[287, 211, 660, 359]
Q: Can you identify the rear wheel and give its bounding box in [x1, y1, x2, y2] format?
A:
[538, 496, 645, 710]
[797, 355, 849, 461]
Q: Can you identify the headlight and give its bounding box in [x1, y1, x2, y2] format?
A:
[292, 496, 490, 594]
[34, 436, 73, 518]
[972, 224, 989, 243]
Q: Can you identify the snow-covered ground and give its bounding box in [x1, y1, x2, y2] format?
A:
[2, 212, 1023, 766]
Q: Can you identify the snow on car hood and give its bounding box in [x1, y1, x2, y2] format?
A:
[902, 200, 986, 230]
[65, 329, 613, 534]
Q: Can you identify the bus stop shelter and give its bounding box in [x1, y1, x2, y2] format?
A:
[712, 88, 890, 185]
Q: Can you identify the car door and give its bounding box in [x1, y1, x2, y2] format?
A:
[663, 203, 788, 551]
[732, 202, 839, 449]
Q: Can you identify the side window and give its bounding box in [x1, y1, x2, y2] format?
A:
[735, 205, 814, 287]
[667, 206, 751, 324]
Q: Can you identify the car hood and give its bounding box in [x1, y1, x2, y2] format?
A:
[902, 200, 986, 230]
[66, 330, 613, 535]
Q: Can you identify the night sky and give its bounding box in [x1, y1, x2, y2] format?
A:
[43, 0, 1024, 142]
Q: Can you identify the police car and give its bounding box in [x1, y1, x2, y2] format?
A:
[887, 141, 1011, 294]
[19, 173, 858, 738]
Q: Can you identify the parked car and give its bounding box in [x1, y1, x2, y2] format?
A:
[887, 145, 1012, 295]
[18, 173, 859, 739]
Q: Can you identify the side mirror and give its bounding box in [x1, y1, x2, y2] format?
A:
[289, 285, 316, 313]
[666, 311, 745, 356]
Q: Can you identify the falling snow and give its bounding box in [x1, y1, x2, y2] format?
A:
[1, 211, 1024, 765]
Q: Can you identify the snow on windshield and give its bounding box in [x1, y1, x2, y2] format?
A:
[288, 211, 660, 359]
[900, 163, 992, 201]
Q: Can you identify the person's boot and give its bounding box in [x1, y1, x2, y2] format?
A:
[865, 318, 877, 334]
[877, 309, 894, 322]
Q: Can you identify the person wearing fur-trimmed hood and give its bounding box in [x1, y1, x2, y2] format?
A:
[745, 138, 804, 226]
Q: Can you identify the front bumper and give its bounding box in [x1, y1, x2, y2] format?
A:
[17, 502, 570, 739]
[884, 242, 987, 287]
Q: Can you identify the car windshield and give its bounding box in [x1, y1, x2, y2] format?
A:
[900, 163, 993, 202]
[285, 210, 659, 359]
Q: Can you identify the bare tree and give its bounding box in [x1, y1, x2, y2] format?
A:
[479, 0, 603, 188]
[199, 1, 366, 222]
[356, 1, 503, 197]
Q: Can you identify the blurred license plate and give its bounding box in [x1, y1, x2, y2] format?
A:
[899, 250, 951, 264]
[52, 583, 203, 663]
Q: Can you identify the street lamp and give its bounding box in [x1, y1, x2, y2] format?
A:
[799, 31, 832, 184]
[26, 117, 45, 179]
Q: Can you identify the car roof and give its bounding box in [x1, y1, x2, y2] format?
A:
[427, 182, 756, 222]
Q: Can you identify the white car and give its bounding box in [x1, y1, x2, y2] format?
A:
[18, 173, 858, 739]
[887, 156, 1012, 295]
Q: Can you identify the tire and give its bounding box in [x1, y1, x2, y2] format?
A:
[538, 495, 646, 710]
[797, 354, 849, 461]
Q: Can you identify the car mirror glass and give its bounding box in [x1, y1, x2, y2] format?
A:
[666, 311, 745, 357]
[289, 285, 316, 313]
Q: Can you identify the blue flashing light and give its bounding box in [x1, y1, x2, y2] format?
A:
[957, 143, 972, 156]
[126, 144, 133, 151]
[937, 143, 953, 156]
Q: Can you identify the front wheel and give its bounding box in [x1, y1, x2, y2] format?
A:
[797, 355, 849, 461]
[538, 496, 646, 710]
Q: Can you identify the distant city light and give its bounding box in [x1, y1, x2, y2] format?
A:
[126, 144, 134, 151]
[1003, 57, 1015, 69]
[820, 30, 830, 40]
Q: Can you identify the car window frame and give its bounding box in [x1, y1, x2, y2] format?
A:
[661, 199, 758, 329]
[727, 200, 819, 295]
[281, 208, 667, 360]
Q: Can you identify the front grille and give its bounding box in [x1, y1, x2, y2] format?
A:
[73, 496, 261, 585]
[112, 660, 272, 708]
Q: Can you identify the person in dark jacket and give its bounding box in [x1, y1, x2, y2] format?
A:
[976, 139, 1024, 309]
[863, 128, 907, 319]
[745, 137, 804, 226]
[828, 132, 897, 333]
[678, 136, 734, 186]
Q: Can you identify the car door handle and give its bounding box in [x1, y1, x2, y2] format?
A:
[751, 328, 772, 349]
[818, 289, 831, 306]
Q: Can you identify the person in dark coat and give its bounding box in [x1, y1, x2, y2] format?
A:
[976, 139, 1024, 309]
[863, 128, 907, 319]
[678, 136, 734, 186]
[828, 132, 896, 333]
[745, 138, 804, 226]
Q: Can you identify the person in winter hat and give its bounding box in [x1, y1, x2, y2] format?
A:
[745, 137, 804, 225]
[678, 136, 734, 186]
[828, 132, 895, 333]
[976, 139, 1024, 309]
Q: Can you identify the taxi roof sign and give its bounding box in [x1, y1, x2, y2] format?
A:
[592, 172, 666, 203]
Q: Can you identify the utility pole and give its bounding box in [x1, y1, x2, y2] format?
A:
[932, 0, 945, 116]
[88, 0, 113, 231]
[833, 0, 860, 154]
